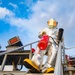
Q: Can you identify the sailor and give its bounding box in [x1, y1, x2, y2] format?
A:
[31, 18, 60, 72]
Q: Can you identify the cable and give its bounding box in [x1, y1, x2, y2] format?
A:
[16, 56, 23, 71]
[65, 46, 75, 50]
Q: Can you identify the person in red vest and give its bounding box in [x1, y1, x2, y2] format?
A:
[32, 18, 60, 72]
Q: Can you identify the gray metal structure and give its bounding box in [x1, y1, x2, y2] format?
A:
[0, 40, 75, 75]
[0, 41, 38, 71]
[54, 42, 63, 75]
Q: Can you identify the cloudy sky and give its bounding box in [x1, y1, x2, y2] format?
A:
[0, 0, 75, 56]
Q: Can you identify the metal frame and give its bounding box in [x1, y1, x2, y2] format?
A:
[54, 42, 64, 75]
[0, 41, 39, 71]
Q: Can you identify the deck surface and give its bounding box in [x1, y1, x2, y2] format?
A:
[0, 71, 54, 75]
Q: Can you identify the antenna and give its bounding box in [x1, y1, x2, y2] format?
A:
[0, 45, 1, 49]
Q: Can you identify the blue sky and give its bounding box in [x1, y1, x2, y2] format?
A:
[0, 0, 75, 57]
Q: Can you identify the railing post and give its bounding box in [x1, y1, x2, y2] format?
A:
[29, 44, 32, 59]
[0, 54, 7, 71]
[54, 42, 63, 75]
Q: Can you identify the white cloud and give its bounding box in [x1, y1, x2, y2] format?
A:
[0, 7, 14, 19]
[9, 2, 18, 8]
[20, 0, 34, 6]
[1, 0, 75, 53]
[68, 11, 75, 27]
[1, 0, 75, 34]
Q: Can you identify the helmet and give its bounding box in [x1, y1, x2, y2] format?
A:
[47, 18, 58, 29]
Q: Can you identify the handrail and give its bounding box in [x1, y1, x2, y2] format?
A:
[0, 40, 39, 56]
[54, 42, 63, 75]
[0, 40, 64, 75]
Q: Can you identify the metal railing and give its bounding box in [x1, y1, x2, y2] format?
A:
[0, 40, 39, 71]
[54, 42, 64, 75]
[0, 40, 65, 75]
[0, 40, 39, 56]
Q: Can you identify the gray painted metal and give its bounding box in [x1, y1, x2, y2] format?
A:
[0, 41, 39, 56]
[54, 42, 63, 75]
[0, 54, 7, 71]
[0, 40, 38, 72]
